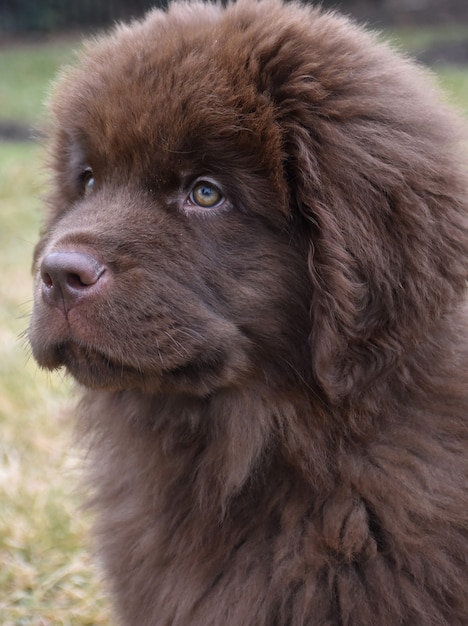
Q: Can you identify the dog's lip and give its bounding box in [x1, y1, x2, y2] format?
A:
[33, 336, 212, 383]
[40, 339, 151, 390]
[32, 337, 139, 376]
[33, 335, 246, 394]
[73, 341, 138, 373]
[30, 337, 68, 370]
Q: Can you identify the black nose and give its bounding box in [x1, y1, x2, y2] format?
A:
[40, 251, 106, 310]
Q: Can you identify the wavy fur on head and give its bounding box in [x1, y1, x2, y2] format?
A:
[29, 1, 468, 624]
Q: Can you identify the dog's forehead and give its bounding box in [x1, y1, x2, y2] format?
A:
[50, 8, 268, 164]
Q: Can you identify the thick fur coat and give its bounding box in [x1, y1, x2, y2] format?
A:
[29, 1, 468, 624]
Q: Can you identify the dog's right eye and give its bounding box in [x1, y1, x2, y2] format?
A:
[80, 167, 95, 195]
[189, 181, 223, 209]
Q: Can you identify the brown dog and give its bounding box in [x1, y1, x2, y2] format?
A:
[29, 1, 468, 624]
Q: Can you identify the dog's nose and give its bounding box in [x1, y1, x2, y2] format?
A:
[40, 251, 106, 310]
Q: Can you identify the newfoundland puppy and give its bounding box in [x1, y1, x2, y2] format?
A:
[29, 0, 468, 624]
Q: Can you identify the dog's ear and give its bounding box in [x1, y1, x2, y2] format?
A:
[253, 16, 468, 404]
[293, 84, 468, 405]
[291, 112, 468, 404]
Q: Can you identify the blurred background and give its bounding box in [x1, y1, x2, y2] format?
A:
[1, 1, 467, 625]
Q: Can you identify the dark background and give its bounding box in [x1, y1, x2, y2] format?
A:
[1, 0, 467, 35]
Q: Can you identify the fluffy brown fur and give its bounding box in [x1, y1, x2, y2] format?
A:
[29, 1, 468, 624]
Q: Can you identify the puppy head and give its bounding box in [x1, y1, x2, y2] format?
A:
[30, 0, 468, 402]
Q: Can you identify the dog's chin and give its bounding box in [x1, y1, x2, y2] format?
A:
[32, 338, 251, 395]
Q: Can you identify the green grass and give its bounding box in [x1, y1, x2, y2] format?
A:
[437, 68, 468, 111]
[0, 41, 78, 122]
[0, 30, 467, 626]
[387, 23, 468, 56]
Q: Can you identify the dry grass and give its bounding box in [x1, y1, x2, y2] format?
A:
[0, 143, 111, 624]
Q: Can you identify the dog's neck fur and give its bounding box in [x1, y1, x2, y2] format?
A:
[78, 303, 467, 519]
[73, 303, 468, 625]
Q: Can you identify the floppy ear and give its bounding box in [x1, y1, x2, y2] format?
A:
[284, 82, 468, 404]
[254, 17, 468, 404]
[234, 0, 468, 403]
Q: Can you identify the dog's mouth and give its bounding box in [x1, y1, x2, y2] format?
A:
[32, 335, 251, 395]
[32, 339, 147, 390]
[29, 265, 253, 394]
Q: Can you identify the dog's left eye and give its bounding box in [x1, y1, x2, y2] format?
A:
[189, 181, 224, 209]
[80, 167, 95, 195]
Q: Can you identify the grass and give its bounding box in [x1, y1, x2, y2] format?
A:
[438, 68, 468, 111]
[0, 27, 467, 626]
[0, 41, 79, 124]
[0, 143, 111, 624]
[387, 23, 468, 55]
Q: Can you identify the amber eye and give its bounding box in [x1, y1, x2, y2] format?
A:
[81, 167, 94, 195]
[189, 181, 223, 208]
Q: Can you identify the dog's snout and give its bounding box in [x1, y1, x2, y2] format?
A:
[40, 251, 106, 310]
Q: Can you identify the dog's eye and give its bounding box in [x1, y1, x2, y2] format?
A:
[80, 167, 95, 195]
[189, 181, 223, 209]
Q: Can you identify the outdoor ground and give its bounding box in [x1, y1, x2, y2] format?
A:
[0, 26, 467, 626]
[0, 42, 111, 626]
